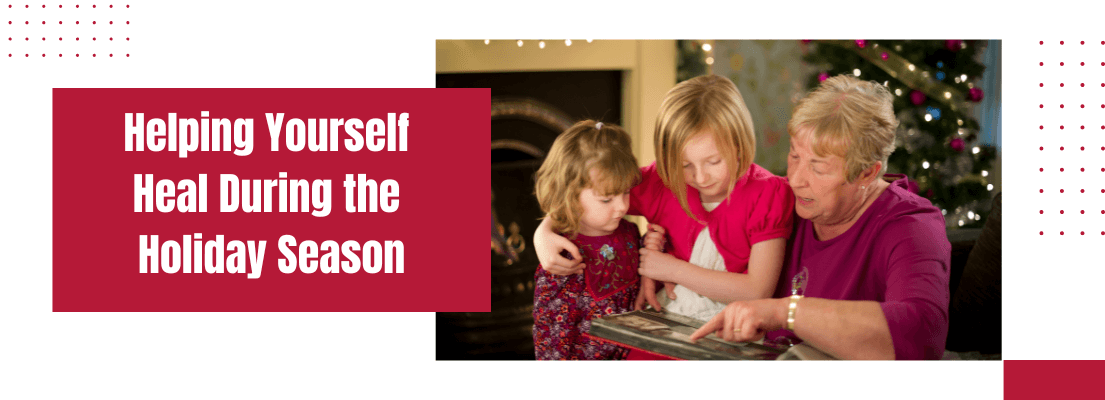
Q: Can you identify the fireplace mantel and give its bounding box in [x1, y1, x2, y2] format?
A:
[436, 40, 676, 166]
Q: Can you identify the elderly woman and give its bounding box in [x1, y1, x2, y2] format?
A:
[688, 75, 950, 360]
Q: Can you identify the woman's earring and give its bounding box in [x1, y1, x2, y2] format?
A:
[860, 185, 866, 190]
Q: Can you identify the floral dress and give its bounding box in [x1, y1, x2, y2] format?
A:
[533, 220, 641, 360]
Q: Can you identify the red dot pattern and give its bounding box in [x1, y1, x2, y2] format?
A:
[1036, 40, 1105, 237]
[3, 5, 133, 58]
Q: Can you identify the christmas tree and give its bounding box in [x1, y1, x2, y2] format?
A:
[677, 40, 710, 83]
[801, 40, 996, 229]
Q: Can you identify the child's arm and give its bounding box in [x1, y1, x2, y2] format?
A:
[638, 237, 786, 303]
[634, 276, 662, 311]
[533, 217, 585, 275]
[634, 224, 676, 311]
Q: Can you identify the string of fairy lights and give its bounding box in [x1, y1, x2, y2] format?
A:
[483, 39, 595, 48]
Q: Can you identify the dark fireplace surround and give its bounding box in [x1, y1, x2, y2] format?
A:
[437, 70, 623, 360]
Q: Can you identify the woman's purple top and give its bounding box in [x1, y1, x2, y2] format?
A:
[770, 177, 951, 360]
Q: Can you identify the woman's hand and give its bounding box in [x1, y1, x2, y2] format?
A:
[689, 298, 787, 343]
[533, 217, 584, 275]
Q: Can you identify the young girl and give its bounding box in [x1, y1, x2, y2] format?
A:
[535, 76, 794, 349]
[531, 120, 646, 360]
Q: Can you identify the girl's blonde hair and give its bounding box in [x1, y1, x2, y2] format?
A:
[787, 74, 899, 182]
[535, 120, 641, 237]
[654, 75, 756, 219]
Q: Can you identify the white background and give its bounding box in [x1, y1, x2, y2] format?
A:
[4, 0, 1087, 398]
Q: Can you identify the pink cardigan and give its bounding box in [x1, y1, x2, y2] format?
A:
[629, 162, 795, 273]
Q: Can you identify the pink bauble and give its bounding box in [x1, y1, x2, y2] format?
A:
[968, 87, 984, 102]
[818, 72, 829, 82]
[950, 137, 965, 152]
[910, 90, 926, 105]
[945, 40, 963, 52]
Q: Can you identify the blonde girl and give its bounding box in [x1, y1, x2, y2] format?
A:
[535, 76, 794, 352]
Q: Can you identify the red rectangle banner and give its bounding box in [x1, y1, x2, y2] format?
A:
[1005, 360, 1105, 398]
[53, 88, 490, 311]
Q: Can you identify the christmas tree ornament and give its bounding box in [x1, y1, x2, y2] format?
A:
[945, 139, 963, 153]
[910, 90, 927, 105]
[926, 106, 942, 120]
[968, 87, 984, 102]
